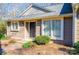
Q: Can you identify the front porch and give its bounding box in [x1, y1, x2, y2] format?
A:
[24, 20, 41, 41]
[24, 18, 64, 41]
[23, 16, 73, 46]
[7, 15, 73, 46]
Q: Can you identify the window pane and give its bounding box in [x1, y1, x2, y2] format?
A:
[11, 22, 18, 30]
[43, 20, 62, 39]
[43, 20, 51, 36]
[15, 23, 18, 29]
[52, 20, 61, 38]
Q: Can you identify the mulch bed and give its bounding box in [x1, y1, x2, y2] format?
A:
[2, 41, 71, 55]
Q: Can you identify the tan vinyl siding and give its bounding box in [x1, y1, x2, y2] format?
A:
[75, 20, 79, 41]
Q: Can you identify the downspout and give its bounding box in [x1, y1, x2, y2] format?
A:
[72, 4, 77, 46]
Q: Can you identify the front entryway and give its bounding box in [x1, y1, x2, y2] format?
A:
[30, 22, 36, 37]
[26, 22, 36, 39]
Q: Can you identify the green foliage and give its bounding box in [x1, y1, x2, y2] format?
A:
[69, 41, 79, 55]
[0, 20, 6, 35]
[0, 33, 6, 40]
[22, 41, 34, 48]
[74, 41, 79, 50]
[0, 19, 7, 40]
[34, 35, 51, 45]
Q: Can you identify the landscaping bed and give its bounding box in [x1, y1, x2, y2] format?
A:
[1, 36, 71, 55]
[2, 41, 70, 55]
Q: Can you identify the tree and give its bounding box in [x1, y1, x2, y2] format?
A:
[0, 19, 6, 35]
[0, 19, 6, 55]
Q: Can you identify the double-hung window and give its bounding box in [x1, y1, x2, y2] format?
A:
[11, 22, 19, 31]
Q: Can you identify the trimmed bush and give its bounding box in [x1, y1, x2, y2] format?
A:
[34, 35, 51, 45]
[22, 41, 33, 48]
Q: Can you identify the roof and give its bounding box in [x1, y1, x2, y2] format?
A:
[19, 4, 51, 17]
[3, 3, 73, 21]
[60, 3, 73, 14]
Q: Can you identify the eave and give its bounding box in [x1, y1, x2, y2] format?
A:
[6, 13, 73, 22]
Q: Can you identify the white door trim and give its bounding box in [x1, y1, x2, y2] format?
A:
[24, 22, 30, 41]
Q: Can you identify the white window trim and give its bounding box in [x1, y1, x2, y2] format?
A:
[11, 21, 19, 31]
[41, 20, 44, 35]
[41, 19, 63, 40]
[61, 19, 64, 40]
[28, 22, 30, 37]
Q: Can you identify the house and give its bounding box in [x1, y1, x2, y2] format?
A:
[5, 3, 77, 46]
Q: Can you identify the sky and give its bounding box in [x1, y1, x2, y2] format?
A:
[0, 3, 60, 18]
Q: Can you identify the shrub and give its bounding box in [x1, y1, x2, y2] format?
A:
[0, 20, 6, 35]
[22, 41, 34, 48]
[0, 33, 6, 40]
[69, 41, 79, 55]
[0, 20, 6, 40]
[34, 35, 51, 45]
[74, 41, 79, 53]
[74, 41, 79, 49]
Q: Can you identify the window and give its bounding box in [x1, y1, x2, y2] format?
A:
[43, 20, 51, 36]
[51, 20, 62, 39]
[11, 22, 19, 31]
[42, 20, 63, 40]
